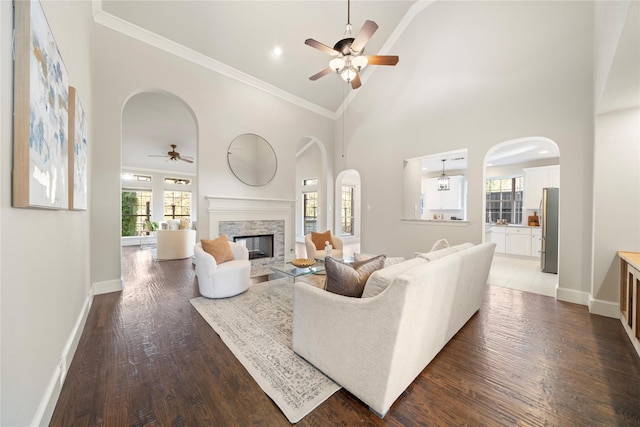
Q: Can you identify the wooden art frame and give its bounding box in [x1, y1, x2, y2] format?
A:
[68, 86, 88, 210]
[13, 0, 69, 209]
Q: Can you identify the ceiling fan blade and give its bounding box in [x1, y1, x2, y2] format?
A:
[351, 72, 362, 89]
[367, 55, 399, 66]
[351, 20, 378, 53]
[309, 67, 333, 81]
[304, 38, 339, 56]
[178, 157, 194, 164]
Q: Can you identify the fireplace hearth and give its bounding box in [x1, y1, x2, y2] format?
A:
[233, 234, 274, 260]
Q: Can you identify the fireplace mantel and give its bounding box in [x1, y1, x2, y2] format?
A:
[206, 195, 296, 259]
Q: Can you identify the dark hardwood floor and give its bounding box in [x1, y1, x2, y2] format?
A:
[50, 247, 640, 426]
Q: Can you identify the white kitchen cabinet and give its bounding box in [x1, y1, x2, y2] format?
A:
[491, 227, 506, 254]
[523, 165, 560, 209]
[506, 227, 531, 256]
[423, 175, 464, 210]
[531, 228, 542, 258]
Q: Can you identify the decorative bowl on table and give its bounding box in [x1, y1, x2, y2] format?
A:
[291, 258, 315, 268]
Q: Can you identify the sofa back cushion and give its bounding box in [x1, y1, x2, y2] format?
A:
[324, 255, 386, 297]
[361, 257, 427, 298]
[417, 242, 475, 261]
[354, 253, 406, 268]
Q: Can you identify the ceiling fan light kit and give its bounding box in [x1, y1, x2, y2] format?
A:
[149, 144, 194, 164]
[304, 0, 398, 89]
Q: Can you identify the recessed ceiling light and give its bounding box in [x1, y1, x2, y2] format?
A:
[273, 46, 282, 57]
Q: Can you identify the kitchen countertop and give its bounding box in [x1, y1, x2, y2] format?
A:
[487, 224, 540, 228]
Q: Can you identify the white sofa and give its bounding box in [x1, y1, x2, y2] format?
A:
[194, 241, 251, 298]
[304, 234, 344, 259]
[292, 242, 496, 417]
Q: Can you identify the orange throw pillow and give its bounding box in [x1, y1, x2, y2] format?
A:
[201, 236, 234, 264]
[311, 230, 333, 250]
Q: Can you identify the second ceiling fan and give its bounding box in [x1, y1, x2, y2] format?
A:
[305, 0, 399, 89]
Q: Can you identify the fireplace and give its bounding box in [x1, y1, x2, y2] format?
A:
[233, 234, 274, 260]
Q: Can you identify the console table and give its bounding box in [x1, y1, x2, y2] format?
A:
[619, 251, 640, 357]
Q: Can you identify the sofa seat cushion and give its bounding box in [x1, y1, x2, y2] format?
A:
[324, 255, 386, 297]
[361, 257, 427, 298]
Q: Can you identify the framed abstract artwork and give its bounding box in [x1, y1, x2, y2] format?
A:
[13, 0, 69, 209]
[68, 87, 88, 211]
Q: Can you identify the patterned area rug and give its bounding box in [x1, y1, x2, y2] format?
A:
[189, 279, 341, 423]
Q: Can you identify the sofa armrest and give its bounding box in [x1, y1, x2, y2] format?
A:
[293, 282, 407, 414]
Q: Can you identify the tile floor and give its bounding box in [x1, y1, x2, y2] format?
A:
[488, 254, 558, 297]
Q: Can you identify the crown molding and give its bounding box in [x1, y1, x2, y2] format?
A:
[91, 0, 337, 120]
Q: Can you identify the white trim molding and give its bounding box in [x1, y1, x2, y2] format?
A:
[589, 298, 620, 319]
[92, 278, 124, 295]
[556, 286, 590, 306]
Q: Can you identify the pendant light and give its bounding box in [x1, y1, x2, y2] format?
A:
[438, 159, 450, 191]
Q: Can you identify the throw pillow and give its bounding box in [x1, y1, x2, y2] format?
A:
[311, 230, 333, 250]
[179, 217, 191, 230]
[201, 236, 234, 264]
[430, 238, 450, 252]
[324, 255, 386, 298]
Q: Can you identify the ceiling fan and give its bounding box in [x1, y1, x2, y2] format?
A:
[149, 144, 194, 164]
[304, 0, 399, 89]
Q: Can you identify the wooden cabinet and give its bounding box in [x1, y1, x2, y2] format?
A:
[619, 252, 640, 358]
[506, 227, 531, 256]
[523, 165, 560, 209]
[424, 175, 463, 210]
[531, 228, 542, 258]
[490, 227, 506, 254]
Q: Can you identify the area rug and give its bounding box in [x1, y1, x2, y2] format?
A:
[189, 279, 341, 423]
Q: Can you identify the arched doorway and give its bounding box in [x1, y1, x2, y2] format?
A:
[483, 137, 560, 297]
[335, 169, 362, 257]
[120, 91, 198, 265]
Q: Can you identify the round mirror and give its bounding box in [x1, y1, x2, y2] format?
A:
[227, 133, 277, 186]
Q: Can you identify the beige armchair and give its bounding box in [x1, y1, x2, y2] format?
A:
[305, 233, 344, 260]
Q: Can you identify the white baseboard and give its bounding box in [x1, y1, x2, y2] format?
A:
[31, 294, 93, 427]
[589, 298, 620, 319]
[92, 277, 123, 295]
[556, 286, 590, 305]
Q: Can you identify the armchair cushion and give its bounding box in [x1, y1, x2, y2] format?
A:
[201, 236, 234, 264]
[311, 230, 333, 250]
[324, 255, 386, 298]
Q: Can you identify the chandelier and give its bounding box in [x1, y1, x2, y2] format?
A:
[438, 159, 450, 191]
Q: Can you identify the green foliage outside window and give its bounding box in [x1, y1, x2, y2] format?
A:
[122, 191, 138, 236]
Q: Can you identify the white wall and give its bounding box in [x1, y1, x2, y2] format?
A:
[336, 1, 595, 304]
[90, 20, 334, 291]
[0, 2, 94, 425]
[296, 142, 324, 237]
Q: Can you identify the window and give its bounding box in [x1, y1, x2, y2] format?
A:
[341, 186, 355, 236]
[486, 177, 523, 224]
[164, 190, 191, 220]
[303, 192, 317, 235]
[303, 178, 318, 186]
[121, 189, 152, 236]
[164, 177, 190, 185]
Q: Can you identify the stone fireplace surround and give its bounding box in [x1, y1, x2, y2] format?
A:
[206, 196, 296, 273]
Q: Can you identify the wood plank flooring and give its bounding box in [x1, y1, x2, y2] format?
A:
[50, 247, 640, 426]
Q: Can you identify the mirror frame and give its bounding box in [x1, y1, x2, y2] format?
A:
[227, 133, 277, 187]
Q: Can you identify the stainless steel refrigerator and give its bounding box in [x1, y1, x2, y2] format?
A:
[541, 187, 559, 274]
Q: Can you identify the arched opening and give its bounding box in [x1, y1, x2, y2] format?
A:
[483, 136, 560, 297]
[120, 90, 198, 266]
[295, 136, 331, 256]
[335, 169, 362, 258]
